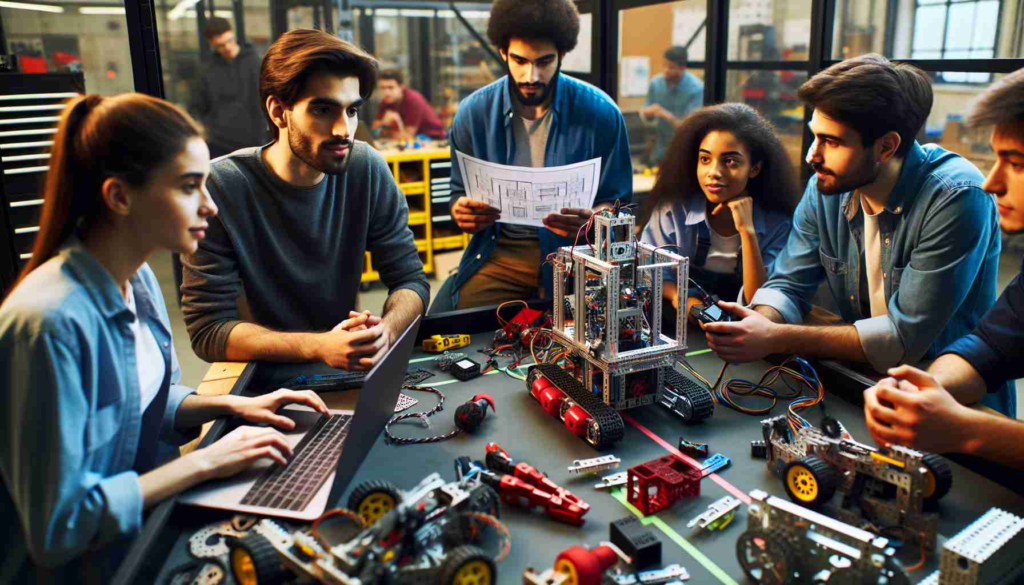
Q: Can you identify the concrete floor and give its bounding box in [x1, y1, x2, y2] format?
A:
[150, 247, 1024, 417]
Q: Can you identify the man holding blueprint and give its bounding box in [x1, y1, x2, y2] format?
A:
[438, 0, 633, 310]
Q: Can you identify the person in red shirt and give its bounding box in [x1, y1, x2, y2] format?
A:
[372, 69, 446, 140]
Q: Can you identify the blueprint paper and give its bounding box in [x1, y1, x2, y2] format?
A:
[454, 150, 602, 228]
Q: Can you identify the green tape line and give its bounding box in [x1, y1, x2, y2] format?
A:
[684, 348, 714, 357]
[409, 355, 440, 364]
[610, 488, 739, 585]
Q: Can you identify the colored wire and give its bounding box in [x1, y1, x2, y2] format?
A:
[465, 512, 512, 562]
[384, 385, 462, 445]
[715, 357, 825, 428]
[312, 508, 363, 546]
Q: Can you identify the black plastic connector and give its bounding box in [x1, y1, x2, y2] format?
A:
[751, 440, 767, 459]
[610, 516, 662, 570]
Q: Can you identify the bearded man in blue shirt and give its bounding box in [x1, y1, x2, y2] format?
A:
[702, 54, 1013, 418]
[438, 0, 633, 311]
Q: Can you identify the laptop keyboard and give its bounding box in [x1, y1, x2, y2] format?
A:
[240, 413, 353, 511]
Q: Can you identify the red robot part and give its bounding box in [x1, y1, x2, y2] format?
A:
[554, 545, 619, 585]
[626, 455, 701, 516]
[484, 442, 590, 525]
[531, 376, 566, 417]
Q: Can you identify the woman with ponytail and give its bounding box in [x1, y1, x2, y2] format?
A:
[0, 94, 330, 581]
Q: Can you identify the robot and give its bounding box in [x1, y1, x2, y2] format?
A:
[737, 489, 911, 585]
[526, 209, 714, 450]
[758, 415, 952, 552]
[227, 472, 505, 585]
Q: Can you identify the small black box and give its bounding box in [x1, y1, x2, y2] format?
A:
[610, 516, 661, 570]
[452, 357, 481, 381]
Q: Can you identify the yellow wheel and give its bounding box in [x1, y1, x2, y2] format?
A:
[787, 466, 818, 501]
[441, 545, 496, 585]
[231, 548, 256, 585]
[357, 492, 396, 525]
[452, 560, 493, 585]
[554, 558, 580, 585]
[227, 533, 290, 585]
[347, 480, 402, 526]
[782, 456, 836, 508]
[921, 453, 952, 505]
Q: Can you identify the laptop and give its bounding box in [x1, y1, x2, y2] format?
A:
[179, 316, 421, 521]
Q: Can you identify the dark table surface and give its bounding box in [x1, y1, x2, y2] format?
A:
[118, 308, 1024, 585]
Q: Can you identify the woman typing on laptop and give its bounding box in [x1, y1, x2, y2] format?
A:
[0, 94, 329, 582]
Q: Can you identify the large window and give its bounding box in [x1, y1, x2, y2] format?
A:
[616, 1, 708, 169]
[833, 0, 1020, 67]
[911, 0, 1000, 82]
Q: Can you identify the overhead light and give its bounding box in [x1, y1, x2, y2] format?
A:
[79, 6, 126, 14]
[168, 0, 199, 20]
[0, 0, 64, 13]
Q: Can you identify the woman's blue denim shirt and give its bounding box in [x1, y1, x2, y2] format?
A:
[639, 195, 793, 288]
[748, 142, 1012, 416]
[0, 238, 198, 582]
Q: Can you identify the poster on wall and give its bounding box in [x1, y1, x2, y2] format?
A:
[562, 13, 592, 73]
[620, 56, 650, 97]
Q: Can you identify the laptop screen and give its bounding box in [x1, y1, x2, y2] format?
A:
[326, 315, 421, 507]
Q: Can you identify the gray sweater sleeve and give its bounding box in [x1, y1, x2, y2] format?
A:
[180, 190, 244, 363]
[365, 151, 430, 311]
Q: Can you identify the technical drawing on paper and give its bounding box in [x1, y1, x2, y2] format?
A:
[455, 150, 602, 228]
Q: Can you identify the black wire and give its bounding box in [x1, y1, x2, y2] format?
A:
[385, 385, 463, 445]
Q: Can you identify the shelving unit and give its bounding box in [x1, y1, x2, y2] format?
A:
[362, 143, 469, 286]
[0, 73, 85, 291]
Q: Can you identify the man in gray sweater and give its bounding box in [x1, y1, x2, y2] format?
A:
[182, 29, 428, 370]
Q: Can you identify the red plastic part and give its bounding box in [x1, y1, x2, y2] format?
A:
[486, 445, 590, 525]
[626, 455, 701, 516]
[563, 404, 590, 437]
[555, 545, 618, 585]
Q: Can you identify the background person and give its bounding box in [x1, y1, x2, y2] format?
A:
[371, 69, 446, 140]
[640, 46, 704, 166]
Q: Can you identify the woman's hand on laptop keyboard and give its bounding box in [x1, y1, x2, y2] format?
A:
[228, 389, 330, 430]
[192, 426, 294, 481]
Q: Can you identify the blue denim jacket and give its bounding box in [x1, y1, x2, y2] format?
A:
[639, 196, 792, 288]
[749, 142, 1012, 416]
[0, 238, 197, 582]
[448, 74, 633, 306]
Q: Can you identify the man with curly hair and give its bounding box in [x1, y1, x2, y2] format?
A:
[436, 0, 633, 311]
[862, 69, 1024, 469]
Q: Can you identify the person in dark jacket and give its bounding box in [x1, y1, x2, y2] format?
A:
[189, 17, 268, 158]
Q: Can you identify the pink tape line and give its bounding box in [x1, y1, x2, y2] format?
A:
[621, 412, 751, 506]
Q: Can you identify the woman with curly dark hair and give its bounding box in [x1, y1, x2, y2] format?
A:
[640, 103, 799, 318]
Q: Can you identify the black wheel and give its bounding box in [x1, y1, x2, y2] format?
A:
[821, 416, 844, 439]
[228, 533, 290, 585]
[736, 530, 798, 585]
[783, 455, 838, 509]
[348, 480, 403, 526]
[440, 545, 496, 585]
[358, 281, 373, 292]
[921, 453, 953, 506]
[662, 368, 715, 423]
[585, 418, 602, 449]
[467, 484, 501, 518]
